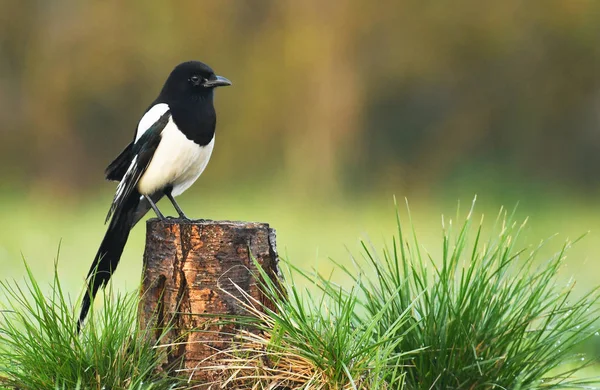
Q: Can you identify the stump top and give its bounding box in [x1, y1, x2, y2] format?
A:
[146, 218, 271, 229]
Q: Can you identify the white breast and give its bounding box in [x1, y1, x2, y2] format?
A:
[136, 118, 215, 196]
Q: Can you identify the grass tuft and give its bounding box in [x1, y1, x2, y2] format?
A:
[313, 198, 600, 389]
[0, 258, 176, 390]
[195, 261, 415, 389]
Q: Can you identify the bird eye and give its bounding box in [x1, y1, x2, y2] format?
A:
[190, 75, 201, 85]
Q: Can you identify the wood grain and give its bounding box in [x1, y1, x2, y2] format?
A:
[138, 218, 280, 383]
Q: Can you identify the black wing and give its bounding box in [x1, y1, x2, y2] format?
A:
[105, 110, 171, 223]
[105, 143, 134, 181]
[105, 102, 165, 182]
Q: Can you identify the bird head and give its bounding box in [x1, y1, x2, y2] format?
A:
[160, 61, 231, 101]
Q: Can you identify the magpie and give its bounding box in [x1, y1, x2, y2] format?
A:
[78, 61, 231, 330]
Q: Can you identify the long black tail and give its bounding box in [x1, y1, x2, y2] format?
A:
[78, 191, 141, 332]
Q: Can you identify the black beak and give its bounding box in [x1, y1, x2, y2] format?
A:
[203, 75, 232, 88]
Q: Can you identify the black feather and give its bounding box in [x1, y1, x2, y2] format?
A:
[105, 142, 134, 182]
[78, 191, 139, 332]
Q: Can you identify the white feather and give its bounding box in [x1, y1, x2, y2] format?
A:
[136, 103, 170, 141]
[137, 118, 214, 196]
[115, 156, 137, 200]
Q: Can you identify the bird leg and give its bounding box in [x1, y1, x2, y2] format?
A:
[144, 195, 165, 220]
[166, 191, 189, 220]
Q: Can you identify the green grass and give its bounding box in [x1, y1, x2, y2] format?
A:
[0, 259, 176, 390]
[0, 196, 599, 388]
[199, 259, 416, 388]
[310, 199, 600, 388]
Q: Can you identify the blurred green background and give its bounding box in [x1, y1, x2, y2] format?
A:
[1, 0, 600, 372]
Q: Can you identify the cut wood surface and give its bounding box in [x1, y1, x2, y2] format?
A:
[138, 218, 280, 383]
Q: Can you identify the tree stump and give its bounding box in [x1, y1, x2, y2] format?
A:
[138, 219, 280, 383]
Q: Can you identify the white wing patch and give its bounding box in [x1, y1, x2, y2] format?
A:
[105, 155, 140, 223]
[115, 156, 138, 201]
[136, 103, 170, 141]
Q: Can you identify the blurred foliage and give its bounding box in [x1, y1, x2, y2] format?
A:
[1, 1, 599, 198]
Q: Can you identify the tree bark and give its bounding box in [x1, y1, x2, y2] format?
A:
[138, 219, 280, 383]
